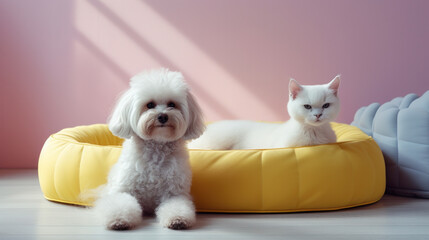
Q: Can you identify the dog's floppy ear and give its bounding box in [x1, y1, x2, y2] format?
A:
[184, 92, 205, 140]
[108, 90, 134, 139]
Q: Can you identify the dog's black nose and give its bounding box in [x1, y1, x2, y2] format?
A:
[157, 114, 169, 124]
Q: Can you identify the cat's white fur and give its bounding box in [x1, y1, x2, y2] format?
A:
[188, 76, 340, 150]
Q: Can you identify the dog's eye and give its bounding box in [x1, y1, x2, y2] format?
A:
[304, 104, 312, 110]
[167, 102, 176, 108]
[146, 102, 156, 109]
[322, 103, 330, 108]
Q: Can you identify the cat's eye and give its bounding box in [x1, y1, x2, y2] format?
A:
[167, 102, 176, 108]
[146, 102, 156, 109]
[304, 104, 312, 110]
[323, 103, 330, 108]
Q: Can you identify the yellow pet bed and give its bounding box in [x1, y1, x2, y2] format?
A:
[38, 123, 385, 213]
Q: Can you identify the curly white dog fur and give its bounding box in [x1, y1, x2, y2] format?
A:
[93, 68, 205, 230]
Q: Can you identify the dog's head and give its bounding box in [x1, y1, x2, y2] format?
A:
[108, 69, 205, 142]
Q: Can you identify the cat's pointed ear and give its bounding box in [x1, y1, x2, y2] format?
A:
[328, 75, 340, 96]
[289, 78, 302, 100]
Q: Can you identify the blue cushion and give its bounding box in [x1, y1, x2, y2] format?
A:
[352, 91, 429, 198]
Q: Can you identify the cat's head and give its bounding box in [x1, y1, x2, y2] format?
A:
[287, 75, 340, 126]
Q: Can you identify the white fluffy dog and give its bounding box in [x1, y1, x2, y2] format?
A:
[94, 69, 205, 230]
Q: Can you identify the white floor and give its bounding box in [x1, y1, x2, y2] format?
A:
[1, 169, 429, 240]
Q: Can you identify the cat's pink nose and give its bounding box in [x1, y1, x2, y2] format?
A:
[315, 114, 322, 119]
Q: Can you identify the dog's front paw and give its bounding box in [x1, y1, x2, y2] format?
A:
[167, 217, 192, 230]
[108, 219, 133, 231]
[156, 196, 196, 230]
[94, 192, 143, 231]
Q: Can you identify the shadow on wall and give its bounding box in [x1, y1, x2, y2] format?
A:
[86, 0, 240, 119]
[75, 31, 129, 81]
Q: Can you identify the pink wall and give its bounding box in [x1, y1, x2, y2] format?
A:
[1, 0, 429, 168]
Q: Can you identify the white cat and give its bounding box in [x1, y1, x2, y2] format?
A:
[188, 76, 340, 150]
